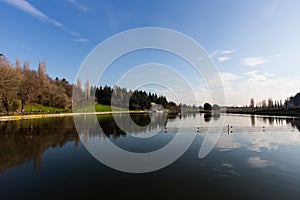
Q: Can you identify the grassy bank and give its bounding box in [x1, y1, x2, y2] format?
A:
[24, 103, 66, 113]
[0, 103, 144, 121]
[0, 103, 127, 116]
[74, 104, 127, 113]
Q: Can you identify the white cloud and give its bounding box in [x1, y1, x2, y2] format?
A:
[222, 69, 300, 106]
[67, 0, 88, 12]
[73, 38, 89, 43]
[264, 72, 275, 77]
[209, 50, 220, 58]
[196, 69, 299, 106]
[210, 49, 236, 62]
[217, 56, 231, 62]
[220, 49, 236, 55]
[244, 70, 275, 82]
[69, 31, 81, 36]
[220, 72, 241, 82]
[244, 70, 257, 75]
[210, 49, 236, 57]
[1, 0, 63, 27]
[1, 0, 89, 41]
[242, 57, 270, 66]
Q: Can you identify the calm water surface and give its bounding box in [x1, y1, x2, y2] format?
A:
[1, 113, 300, 200]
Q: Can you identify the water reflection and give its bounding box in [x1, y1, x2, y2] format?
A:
[0, 114, 299, 173]
[204, 113, 212, 122]
[214, 116, 300, 158]
[212, 112, 221, 121]
[247, 157, 270, 168]
[253, 115, 300, 131]
[0, 117, 78, 172]
[92, 113, 168, 139]
[251, 115, 255, 126]
[287, 118, 300, 131]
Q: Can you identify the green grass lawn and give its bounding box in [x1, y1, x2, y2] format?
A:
[21, 103, 127, 114]
[74, 103, 127, 112]
[24, 103, 65, 113]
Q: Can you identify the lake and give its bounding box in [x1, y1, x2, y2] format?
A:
[1, 113, 300, 199]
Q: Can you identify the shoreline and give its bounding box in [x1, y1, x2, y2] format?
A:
[1, 110, 299, 122]
[0, 110, 148, 122]
[225, 111, 300, 118]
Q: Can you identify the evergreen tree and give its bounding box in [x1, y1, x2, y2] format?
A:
[204, 103, 212, 111]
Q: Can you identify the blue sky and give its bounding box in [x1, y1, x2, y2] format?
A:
[0, 0, 300, 105]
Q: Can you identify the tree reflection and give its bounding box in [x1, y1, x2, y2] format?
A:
[1, 114, 299, 173]
[97, 113, 168, 139]
[268, 117, 274, 125]
[286, 118, 300, 131]
[251, 115, 255, 126]
[204, 113, 212, 122]
[0, 117, 78, 172]
[212, 112, 221, 121]
[254, 115, 300, 131]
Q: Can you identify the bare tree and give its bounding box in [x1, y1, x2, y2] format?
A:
[250, 98, 255, 108]
[23, 60, 30, 70]
[0, 61, 21, 113]
[268, 98, 273, 108]
[262, 100, 267, 108]
[15, 58, 21, 72]
[48, 84, 69, 109]
[73, 78, 85, 107]
[0, 55, 73, 113]
[84, 79, 90, 102]
[38, 60, 47, 83]
[18, 69, 39, 112]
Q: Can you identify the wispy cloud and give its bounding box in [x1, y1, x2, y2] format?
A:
[263, 72, 275, 77]
[220, 49, 236, 55]
[1, 0, 63, 27]
[244, 70, 258, 75]
[1, 0, 90, 43]
[221, 69, 300, 106]
[220, 72, 242, 82]
[210, 48, 236, 62]
[209, 50, 220, 58]
[67, 0, 87, 12]
[244, 70, 275, 82]
[219, 72, 242, 89]
[217, 56, 231, 62]
[241, 57, 270, 66]
[73, 38, 89, 43]
[69, 31, 81, 36]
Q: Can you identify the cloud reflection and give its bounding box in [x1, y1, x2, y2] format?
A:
[247, 157, 270, 168]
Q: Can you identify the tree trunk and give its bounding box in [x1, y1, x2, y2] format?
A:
[4, 101, 9, 114]
[21, 99, 25, 113]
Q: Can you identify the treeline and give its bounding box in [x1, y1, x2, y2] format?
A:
[1, 54, 199, 114]
[90, 85, 180, 112]
[249, 93, 300, 109]
[249, 98, 285, 109]
[0, 54, 72, 113]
